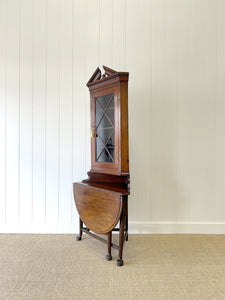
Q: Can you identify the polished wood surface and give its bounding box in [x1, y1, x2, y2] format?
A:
[80, 183, 129, 195]
[84, 171, 130, 186]
[74, 183, 123, 234]
[73, 66, 129, 266]
[88, 66, 129, 176]
[90, 84, 120, 175]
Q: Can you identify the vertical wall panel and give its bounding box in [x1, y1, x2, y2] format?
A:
[19, 0, 33, 223]
[32, 0, 46, 223]
[99, 0, 113, 66]
[134, 0, 152, 222]
[188, 0, 205, 222]
[0, 0, 225, 233]
[73, 0, 86, 181]
[33, 0, 47, 223]
[216, 0, 225, 223]
[0, 0, 7, 223]
[58, 0, 73, 222]
[177, 0, 192, 222]
[112, 0, 126, 70]
[5, 0, 20, 223]
[86, 0, 100, 73]
[202, 0, 217, 222]
[150, 0, 167, 222]
[162, 0, 178, 221]
[85, 0, 99, 173]
[45, 0, 60, 223]
[150, 0, 178, 222]
[126, 0, 141, 221]
[72, 0, 87, 222]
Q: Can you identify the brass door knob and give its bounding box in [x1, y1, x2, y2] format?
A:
[91, 127, 98, 137]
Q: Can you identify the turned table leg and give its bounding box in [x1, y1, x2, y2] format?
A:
[117, 215, 125, 266]
[105, 231, 112, 261]
[116, 197, 127, 266]
[76, 217, 83, 241]
[125, 196, 128, 241]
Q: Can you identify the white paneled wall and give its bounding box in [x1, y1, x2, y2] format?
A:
[0, 0, 225, 233]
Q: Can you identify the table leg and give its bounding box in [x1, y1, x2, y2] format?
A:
[76, 217, 83, 241]
[105, 231, 112, 261]
[117, 198, 126, 266]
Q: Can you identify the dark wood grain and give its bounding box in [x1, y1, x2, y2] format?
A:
[74, 183, 122, 234]
[73, 66, 129, 266]
[84, 171, 130, 186]
[88, 69, 129, 176]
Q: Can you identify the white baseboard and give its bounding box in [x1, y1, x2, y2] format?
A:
[128, 222, 225, 234]
[0, 221, 225, 234]
[0, 222, 79, 234]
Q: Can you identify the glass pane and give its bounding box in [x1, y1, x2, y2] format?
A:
[95, 93, 114, 163]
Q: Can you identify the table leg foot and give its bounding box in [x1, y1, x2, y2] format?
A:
[105, 254, 112, 261]
[116, 258, 123, 266]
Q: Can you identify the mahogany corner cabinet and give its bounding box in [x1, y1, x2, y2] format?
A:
[73, 66, 130, 266]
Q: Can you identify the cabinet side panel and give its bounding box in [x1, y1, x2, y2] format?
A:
[120, 81, 129, 173]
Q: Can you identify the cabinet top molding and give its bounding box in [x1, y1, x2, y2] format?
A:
[87, 65, 129, 87]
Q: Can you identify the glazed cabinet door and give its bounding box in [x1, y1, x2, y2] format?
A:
[90, 86, 120, 174]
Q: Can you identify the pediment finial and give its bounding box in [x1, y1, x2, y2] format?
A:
[87, 66, 119, 86]
[86, 67, 102, 86]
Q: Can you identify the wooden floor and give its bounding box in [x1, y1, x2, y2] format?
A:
[0, 234, 224, 299]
